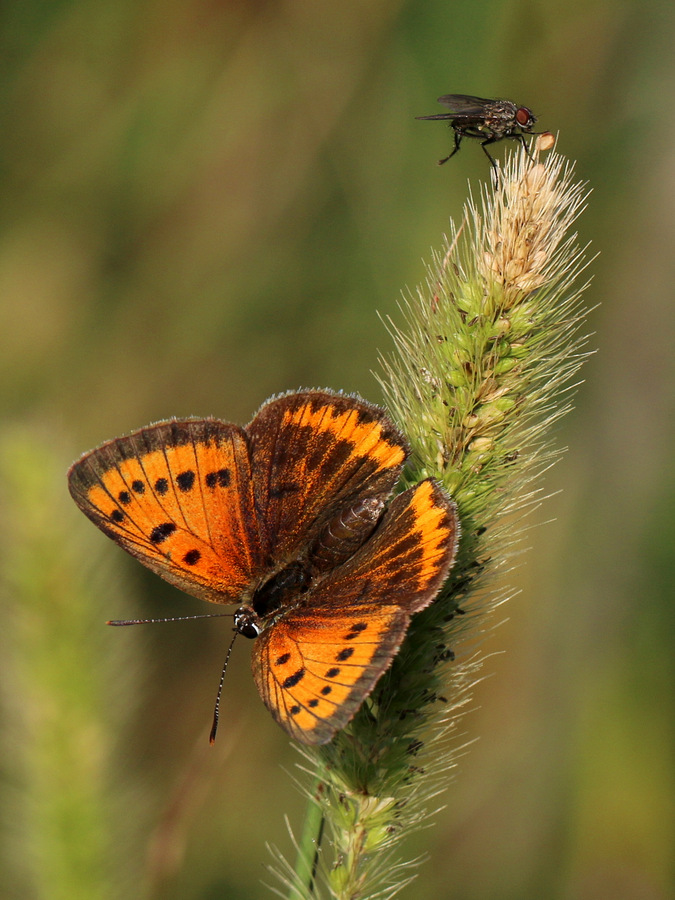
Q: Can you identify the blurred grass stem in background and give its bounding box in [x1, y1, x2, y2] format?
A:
[276, 142, 593, 900]
[0, 430, 138, 900]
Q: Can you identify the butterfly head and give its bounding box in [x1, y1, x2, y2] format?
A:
[234, 607, 262, 639]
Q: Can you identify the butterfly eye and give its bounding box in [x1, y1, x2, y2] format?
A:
[234, 608, 261, 639]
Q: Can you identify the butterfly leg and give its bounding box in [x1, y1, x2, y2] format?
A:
[438, 129, 462, 165]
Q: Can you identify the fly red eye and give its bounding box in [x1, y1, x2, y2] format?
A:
[516, 107, 532, 127]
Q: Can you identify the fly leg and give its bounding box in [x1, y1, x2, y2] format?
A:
[479, 135, 500, 187]
[515, 132, 535, 162]
[438, 128, 462, 165]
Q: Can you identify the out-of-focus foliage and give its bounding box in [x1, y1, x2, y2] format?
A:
[1, 1, 674, 898]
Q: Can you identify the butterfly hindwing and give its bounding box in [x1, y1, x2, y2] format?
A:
[251, 479, 459, 743]
[67, 420, 266, 603]
[252, 604, 409, 744]
[323, 478, 460, 613]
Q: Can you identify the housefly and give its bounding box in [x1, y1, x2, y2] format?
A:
[416, 94, 537, 181]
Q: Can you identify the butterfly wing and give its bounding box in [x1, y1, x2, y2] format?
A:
[251, 479, 459, 744]
[67, 419, 266, 604]
[245, 390, 409, 567]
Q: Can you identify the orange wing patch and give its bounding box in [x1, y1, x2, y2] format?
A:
[319, 479, 460, 614]
[253, 606, 408, 744]
[245, 391, 409, 562]
[281, 399, 407, 473]
[68, 420, 265, 603]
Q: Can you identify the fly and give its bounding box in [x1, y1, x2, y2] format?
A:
[416, 94, 538, 182]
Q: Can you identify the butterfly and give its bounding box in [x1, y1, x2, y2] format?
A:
[68, 390, 460, 744]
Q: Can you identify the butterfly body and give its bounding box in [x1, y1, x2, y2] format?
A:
[69, 390, 459, 744]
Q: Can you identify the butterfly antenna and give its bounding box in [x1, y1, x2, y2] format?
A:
[107, 613, 232, 626]
[209, 629, 239, 745]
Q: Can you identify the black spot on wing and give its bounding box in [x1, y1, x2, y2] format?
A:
[176, 470, 195, 492]
[282, 668, 305, 689]
[150, 522, 176, 544]
[344, 622, 368, 640]
[183, 549, 200, 565]
[205, 468, 231, 489]
[154, 477, 169, 495]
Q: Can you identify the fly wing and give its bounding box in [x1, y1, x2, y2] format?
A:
[436, 94, 493, 112]
[416, 94, 492, 123]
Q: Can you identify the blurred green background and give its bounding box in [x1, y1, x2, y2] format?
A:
[1, 1, 674, 898]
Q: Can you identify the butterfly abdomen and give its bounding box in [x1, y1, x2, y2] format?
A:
[308, 496, 386, 574]
[245, 496, 387, 625]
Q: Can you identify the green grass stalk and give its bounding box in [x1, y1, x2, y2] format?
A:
[272, 143, 593, 900]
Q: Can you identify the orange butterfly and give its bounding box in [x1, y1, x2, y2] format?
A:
[68, 390, 459, 744]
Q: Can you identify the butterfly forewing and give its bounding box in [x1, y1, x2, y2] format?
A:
[68, 420, 266, 603]
[245, 391, 409, 563]
[251, 479, 459, 744]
